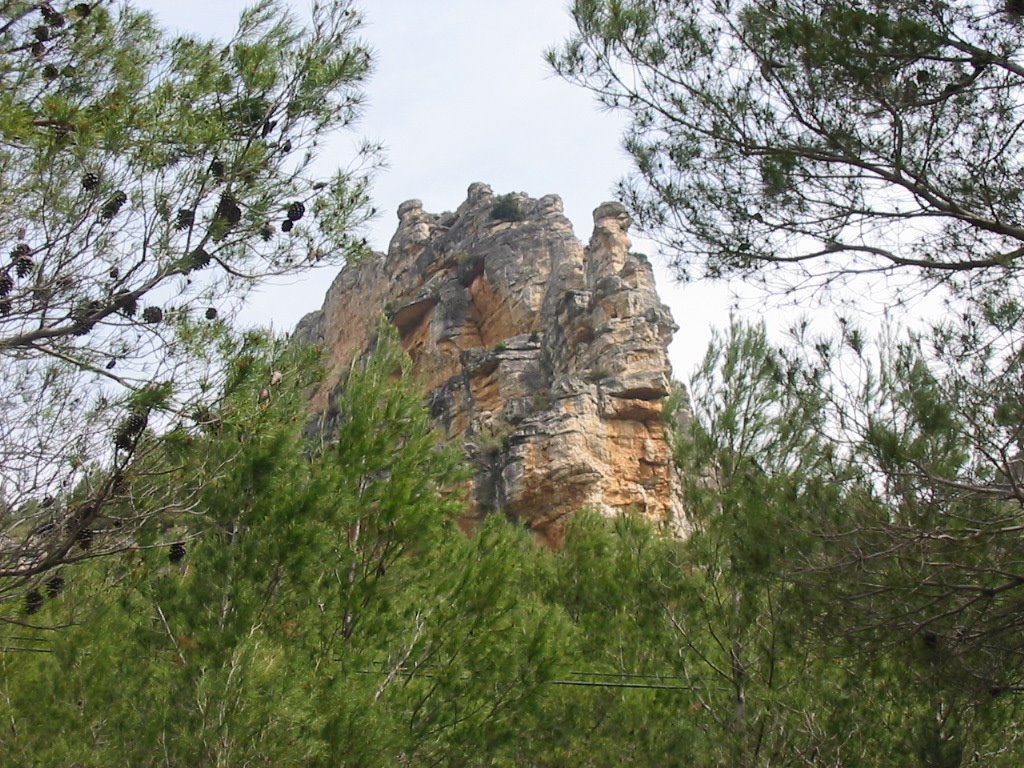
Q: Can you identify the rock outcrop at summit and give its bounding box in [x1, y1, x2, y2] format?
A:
[296, 183, 684, 545]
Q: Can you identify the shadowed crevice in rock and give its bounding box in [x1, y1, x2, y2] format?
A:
[295, 183, 686, 546]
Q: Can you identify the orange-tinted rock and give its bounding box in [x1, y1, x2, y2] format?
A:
[296, 184, 685, 545]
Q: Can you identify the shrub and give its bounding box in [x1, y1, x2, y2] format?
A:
[490, 193, 527, 223]
[531, 391, 553, 412]
[475, 429, 511, 454]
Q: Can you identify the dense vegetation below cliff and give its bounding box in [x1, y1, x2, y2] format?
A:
[2, 321, 1021, 767]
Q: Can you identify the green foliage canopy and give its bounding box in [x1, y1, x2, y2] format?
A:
[0, 324, 572, 767]
[0, 0, 378, 592]
[550, 0, 1024, 296]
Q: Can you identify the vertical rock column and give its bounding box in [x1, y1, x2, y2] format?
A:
[295, 185, 686, 546]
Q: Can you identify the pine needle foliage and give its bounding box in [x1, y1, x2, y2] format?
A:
[0, 0, 379, 594]
[0, 324, 570, 767]
[552, 0, 1024, 298]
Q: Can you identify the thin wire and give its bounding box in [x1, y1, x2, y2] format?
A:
[547, 679, 692, 691]
[365, 659, 692, 682]
[563, 669, 692, 682]
[359, 662, 699, 691]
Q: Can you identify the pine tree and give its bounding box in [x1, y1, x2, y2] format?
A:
[551, 0, 1024, 296]
[0, 0, 379, 599]
[0, 326, 567, 766]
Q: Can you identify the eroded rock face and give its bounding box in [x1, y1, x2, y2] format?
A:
[295, 184, 685, 545]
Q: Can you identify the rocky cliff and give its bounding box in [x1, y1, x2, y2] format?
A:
[295, 183, 684, 545]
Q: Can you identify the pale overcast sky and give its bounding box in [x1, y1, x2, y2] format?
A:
[135, 0, 736, 379]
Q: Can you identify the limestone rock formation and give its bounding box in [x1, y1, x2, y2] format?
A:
[296, 183, 685, 545]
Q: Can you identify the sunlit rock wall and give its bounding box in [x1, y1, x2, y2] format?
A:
[296, 183, 684, 545]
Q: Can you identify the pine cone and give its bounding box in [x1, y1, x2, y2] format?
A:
[204, 307, 217, 320]
[45, 576, 64, 598]
[70, 300, 101, 335]
[286, 201, 305, 222]
[168, 542, 186, 563]
[24, 590, 44, 615]
[124, 411, 147, 434]
[40, 7, 65, 27]
[81, 171, 100, 191]
[215, 193, 241, 226]
[175, 208, 195, 230]
[113, 431, 132, 452]
[281, 219, 293, 233]
[115, 292, 138, 317]
[141, 305, 163, 324]
[0, 271, 12, 297]
[13, 254, 33, 279]
[187, 248, 211, 271]
[115, 410, 148, 452]
[100, 191, 127, 220]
